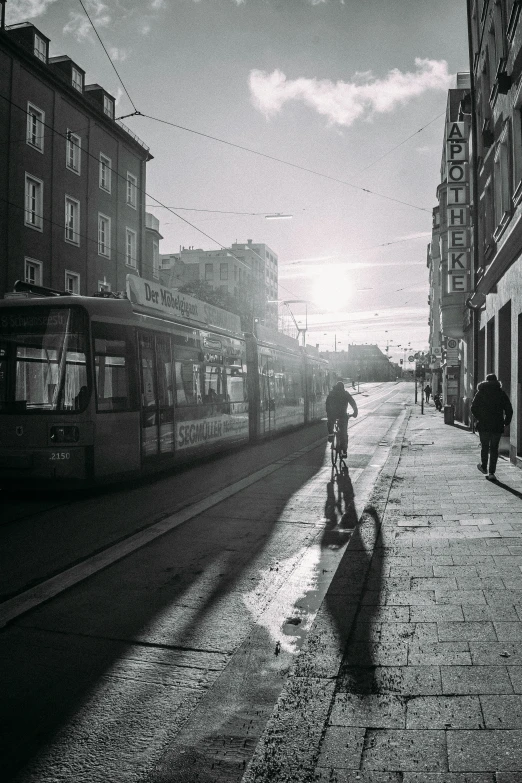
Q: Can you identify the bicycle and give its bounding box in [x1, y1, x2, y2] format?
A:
[330, 416, 350, 470]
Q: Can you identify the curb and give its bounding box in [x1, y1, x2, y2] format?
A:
[241, 407, 412, 782]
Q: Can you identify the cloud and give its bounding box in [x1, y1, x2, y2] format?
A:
[150, 0, 165, 7]
[249, 59, 453, 127]
[63, 0, 111, 42]
[6, 0, 58, 24]
[109, 47, 130, 62]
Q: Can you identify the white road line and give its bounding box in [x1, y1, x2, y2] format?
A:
[0, 437, 328, 629]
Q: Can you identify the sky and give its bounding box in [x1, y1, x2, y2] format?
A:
[6, 0, 469, 361]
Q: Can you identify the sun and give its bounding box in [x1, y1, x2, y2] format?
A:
[310, 269, 350, 311]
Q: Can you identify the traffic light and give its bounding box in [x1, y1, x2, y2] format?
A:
[400, 359, 403, 365]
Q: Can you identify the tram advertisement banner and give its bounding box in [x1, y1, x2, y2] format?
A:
[176, 413, 249, 450]
[126, 274, 241, 335]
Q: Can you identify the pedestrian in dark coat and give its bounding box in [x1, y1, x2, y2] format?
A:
[471, 373, 513, 480]
[424, 383, 432, 403]
[326, 381, 358, 456]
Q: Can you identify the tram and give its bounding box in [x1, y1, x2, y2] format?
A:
[0, 275, 329, 485]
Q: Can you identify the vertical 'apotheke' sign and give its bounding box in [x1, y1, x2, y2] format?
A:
[446, 121, 470, 294]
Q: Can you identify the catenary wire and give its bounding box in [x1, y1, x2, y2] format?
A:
[356, 112, 446, 174]
[129, 112, 431, 214]
[71, 3, 432, 215]
[76, 0, 138, 113]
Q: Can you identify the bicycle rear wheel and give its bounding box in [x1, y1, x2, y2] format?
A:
[330, 430, 340, 467]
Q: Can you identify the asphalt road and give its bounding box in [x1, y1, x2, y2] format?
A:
[1, 381, 411, 782]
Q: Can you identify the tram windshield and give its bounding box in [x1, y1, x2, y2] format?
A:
[0, 306, 89, 413]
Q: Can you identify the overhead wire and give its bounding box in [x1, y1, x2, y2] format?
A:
[133, 111, 431, 214]
[78, 0, 435, 221]
[76, 0, 138, 113]
[356, 112, 446, 174]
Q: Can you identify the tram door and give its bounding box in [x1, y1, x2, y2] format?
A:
[138, 332, 175, 459]
[259, 353, 274, 434]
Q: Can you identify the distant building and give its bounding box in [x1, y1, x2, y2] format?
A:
[320, 344, 395, 382]
[160, 239, 278, 327]
[0, 21, 153, 297]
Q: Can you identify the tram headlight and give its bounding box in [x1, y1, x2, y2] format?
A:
[50, 425, 80, 443]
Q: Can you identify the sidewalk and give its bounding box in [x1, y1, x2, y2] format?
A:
[243, 403, 522, 782]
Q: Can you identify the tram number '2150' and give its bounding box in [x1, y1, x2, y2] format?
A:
[49, 452, 71, 460]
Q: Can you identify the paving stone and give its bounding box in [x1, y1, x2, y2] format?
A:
[480, 694, 522, 728]
[508, 667, 522, 692]
[441, 665, 513, 694]
[316, 726, 365, 769]
[408, 642, 471, 666]
[493, 622, 522, 640]
[406, 695, 483, 729]
[411, 578, 458, 591]
[469, 642, 522, 665]
[356, 606, 410, 623]
[361, 729, 447, 771]
[447, 729, 522, 771]
[315, 772, 402, 783]
[435, 589, 486, 604]
[386, 591, 436, 606]
[437, 622, 496, 642]
[338, 666, 442, 695]
[403, 775, 494, 783]
[410, 606, 464, 623]
[432, 565, 479, 577]
[402, 776, 494, 783]
[462, 605, 520, 621]
[329, 693, 406, 728]
[342, 641, 408, 667]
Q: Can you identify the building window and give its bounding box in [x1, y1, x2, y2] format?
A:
[26, 103, 44, 152]
[103, 95, 114, 119]
[125, 228, 137, 267]
[34, 33, 47, 63]
[65, 271, 80, 294]
[65, 196, 80, 245]
[98, 214, 111, 258]
[220, 262, 228, 281]
[71, 67, 83, 92]
[66, 131, 81, 174]
[99, 154, 111, 193]
[205, 263, 214, 281]
[126, 173, 137, 208]
[152, 239, 159, 279]
[25, 257, 42, 285]
[24, 174, 43, 231]
[494, 128, 511, 233]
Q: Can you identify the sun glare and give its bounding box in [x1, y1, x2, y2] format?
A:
[310, 269, 350, 311]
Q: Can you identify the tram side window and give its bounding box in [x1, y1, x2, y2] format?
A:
[204, 364, 226, 403]
[226, 364, 247, 402]
[174, 360, 201, 406]
[93, 324, 135, 412]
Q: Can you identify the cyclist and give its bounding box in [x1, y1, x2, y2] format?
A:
[326, 380, 358, 458]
